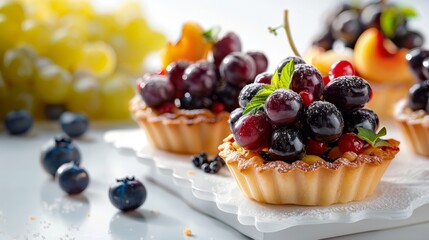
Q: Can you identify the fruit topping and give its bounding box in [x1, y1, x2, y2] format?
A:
[4, 110, 33, 135]
[306, 138, 329, 156]
[406, 48, 429, 81]
[246, 51, 269, 75]
[232, 111, 272, 150]
[338, 132, 364, 154]
[298, 91, 314, 107]
[213, 32, 242, 67]
[344, 108, 379, 133]
[264, 89, 303, 125]
[183, 60, 217, 97]
[139, 75, 175, 108]
[290, 64, 324, 100]
[408, 80, 429, 111]
[109, 176, 147, 212]
[328, 60, 355, 80]
[238, 83, 265, 108]
[269, 126, 306, 162]
[166, 61, 190, 98]
[56, 162, 89, 195]
[60, 112, 89, 138]
[254, 72, 273, 84]
[228, 108, 243, 131]
[40, 136, 81, 177]
[220, 52, 256, 86]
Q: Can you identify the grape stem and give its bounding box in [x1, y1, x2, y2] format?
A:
[283, 9, 301, 57]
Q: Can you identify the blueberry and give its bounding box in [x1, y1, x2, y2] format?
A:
[60, 112, 89, 138]
[213, 155, 226, 166]
[209, 161, 221, 173]
[4, 110, 33, 135]
[109, 177, 147, 212]
[41, 136, 81, 177]
[269, 126, 306, 163]
[344, 109, 379, 133]
[56, 162, 89, 195]
[238, 83, 265, 108]
[408, 81, 429, 111]
[201, 163, 211, 173]
[191, 152, 208, 168]
[179, 93, 213, 110]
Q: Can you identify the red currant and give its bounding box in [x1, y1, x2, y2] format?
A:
[299, 91, 314, 107]
[329, 60, 355, 80]
[157, 102, 175, 114]
[338, 133, 364, 154]
[212, 102, 225, 113]
[323, 75, 331, 86]
[306, 138, 328, 156]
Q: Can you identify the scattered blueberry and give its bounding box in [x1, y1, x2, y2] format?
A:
[191, 152, 208, 168]
[40, 136, 81, 177]
[56, 162, 90, 194]
[109, 177, 147, 212]
[191, 153, 225, 174]
[60, 112, 89, 138]
[209, 161, 221, 173]
[201, 163, 211, 173]
[4, 110, 33, 135]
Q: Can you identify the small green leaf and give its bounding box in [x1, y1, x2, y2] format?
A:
[278, 60, 294, 89]
[271, 68, 280, 89]
[399, 6, 417, 17]
[357, 127, 391, 148]
[380, 9, 397, 38]
[374, 140, 392, 148]
[202, 26, 221, 43]
[376, 127, 387, 138]
[243, 87, 274, 115]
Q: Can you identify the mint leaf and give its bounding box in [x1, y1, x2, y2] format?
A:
[380, 9, 397, 37]
[399, 6, 417, 17]
[202, 26, 221, 43]
[271, 68, 280, 89]
[357, 127, 392, 148]
[279, 60, 294, 89]
[243, 87, 274, 115]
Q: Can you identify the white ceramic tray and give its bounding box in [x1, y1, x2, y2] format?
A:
[104, 124, 429, 240]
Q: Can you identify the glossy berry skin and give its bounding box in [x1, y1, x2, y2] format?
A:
[298, 91, 314, 107]
[192, 152, 208, 168]
[60, 112, 89, 138]
[232, 112, 272, 150]
[331, 10, 362, 47]
[329, 60, 355, 80]
[139, 75, 175, 108]
[405, 48, 429, 81]
[422, 58, 429, 79]
[41, 137, 81, 177]
[157, 102, 175, 114]
[183, 61, 217, 97]
[4, 110, 33, 135]
[302, 101, 344, 143]
[109, 177, 147, 212]
[238, 83, 265, 108]
[179, 93, 213, 110]
[214, 83, 241, 112]
[277, 57, 306, 78]
[269, 126, 306, 163]
[306, 138, 329, 156]
[338, 133, 364, 154]
[323, 76, 372, 113]
[166, 61, 190, 98]
[211, 102, 225, 113]
[209, 161, 221, 173]
[220, 52, 256, 86]
[44, 104, 66, 120]
[246, 51, 268, 75]
[254, 72, 272, 84]
[344, 109, 379, 133]
[408, 81, 429, 111]
[56, 163, 89, 195]
[213, 32, 242, 67]
[264, 89, 303, 125]
[393, 30, 424, 50]
[290, 64, 324, 100]
[228, 108, 243, 131]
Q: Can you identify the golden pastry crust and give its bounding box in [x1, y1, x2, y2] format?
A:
[219, 134, 400, 206]
[130, 96, 230, 155]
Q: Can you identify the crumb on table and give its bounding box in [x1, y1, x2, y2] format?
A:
[183, 228, 193, 237]
[187, 170, 195, 176]
[28, 215, 36, 221]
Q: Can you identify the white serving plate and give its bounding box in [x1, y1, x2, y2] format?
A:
[104, 123, 429, 240]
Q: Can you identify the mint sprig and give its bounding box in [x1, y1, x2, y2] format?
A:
[202, 26, 221, 43]
[381, 6, 417, 38]
[243, 60, 294, 115]
[357, 127, 392, 148]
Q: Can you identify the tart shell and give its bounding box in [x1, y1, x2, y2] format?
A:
[218, 135, 400, 206]
[130, 96, 230, 155]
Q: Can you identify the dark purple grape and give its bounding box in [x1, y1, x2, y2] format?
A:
[360, 3, 382, 30]
[393, 29, 424, 50]
[238, 83, 265, 108]
[312, 28, 334, 50]
[228, 108, 243, 131]
[166, 61, 190, 98]
[323, 76, 371, 113]
[254, 72, 272, 84]
[331, 10, 363, 48]
[423, 58, 429, 79]
[406, 48, 429, 81]
[290, 64, 324, 100]
[179, 92, 213, 110]
[408, 81, 429, 111]
[220, 52, 256, 86]
[183, 61, 217, 97]
[139, 75, 175, 108]
[213, 32, 242, 67]
[302, 101, 344, 143]
[277, 57, 305, 79]
[264, 89, 303, 125]
[325, 3, 353, 27]
[232, 112, 272, 150]
[246, 51, 268, 75]
[269, 126, 306, 163]
[214, 82, 241, 112]
[344, 109, 379, 133]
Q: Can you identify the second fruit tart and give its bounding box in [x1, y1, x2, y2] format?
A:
[219, 56, 400, 206]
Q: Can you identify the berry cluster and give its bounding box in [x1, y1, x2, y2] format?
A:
[314, 1, 424, 51]
[139, 31, 268, 113]
[230, 57, 382, 163]
[191, 152, 225, 174]
[406, 48, 429, 112]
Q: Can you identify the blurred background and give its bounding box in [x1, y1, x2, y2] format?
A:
[0, 0, 428, 121]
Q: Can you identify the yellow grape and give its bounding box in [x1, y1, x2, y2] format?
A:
[66, 75, 102, 119]
[0, 14, 21, 53]
[48, 0, 94, 18]
[5, 89, 36, 114]
[34, 64, 73, 104]
[86, 14, 118, 41]
[100, 74, 134, 119]
[1, 47, 35, 89]
[75, 41, 117, 78]
[59, 14, 88, 41]
[114, 1, 143, 25]
[0, 73, 7, 118]
[0, 0, 25, 23]
[46, 29, 84, 70]
[20, 19, 51, 54]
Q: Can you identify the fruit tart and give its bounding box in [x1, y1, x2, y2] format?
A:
[130, 22, 269, 155]
[219, 53, 400, 205]
[395, 48, 429, 156]
[305, 1, 424, 118]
